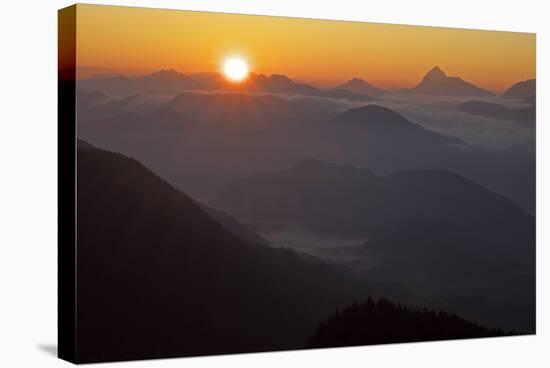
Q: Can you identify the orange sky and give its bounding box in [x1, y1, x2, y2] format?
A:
[73, 4, 535, 92]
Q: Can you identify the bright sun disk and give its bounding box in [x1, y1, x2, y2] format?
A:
[223, 57, 249, 82]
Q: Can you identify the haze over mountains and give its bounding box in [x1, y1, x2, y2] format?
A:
[78, 141, 361, 361]
[214, 157, 533, 243]
[79, 69, 201, 96]
[75, 63, 536, 351]
[66, 4, 536, 361]
[77, 84, 535, 213]
[458, 100, 535, 128]
[212, 158, 534, 332]
[79, 141, 482, 362]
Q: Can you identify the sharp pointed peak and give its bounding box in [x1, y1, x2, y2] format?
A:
[424, 66, 447, 79]
[337, 77, 385, 94]
[342, 77, 369, 84]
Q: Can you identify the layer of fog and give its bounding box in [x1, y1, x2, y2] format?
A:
[370, 94, 534, 150]
[85, 88, 534, 152]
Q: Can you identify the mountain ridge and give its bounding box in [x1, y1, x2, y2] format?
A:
[501, 79, 536, 100]
[77, 140, 474, 362]
[336, 77, 386, 95]
[79, 69, 374, 102]
[407, 66, 493, 97]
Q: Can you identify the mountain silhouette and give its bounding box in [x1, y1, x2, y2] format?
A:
[408, 66, 493, 97]
[188, 71, 225, 86]
[77, 90, 312, 202]
[198, 203, 271, 247]
[79, 94, 535, 213]
[77, 140, 436, 362]
[75, 140, 523, 363]
[336, 77, 386, 95]
[254, 73, 320, 95]
[318, 104, 533, 212]
[82, 69, 374, 102]
[203, 72, 314, 94]
[332, 104, 462, 144]
[325, 104, 464, 170]
[308, 298, 506, 348]
[501, 79, 536, 100]
[136, 69, 203, 93]
[213, 158, 535, 332]
[209, 72, 373, 101]
[213, 158, 532, 243]
[79, 69, 202, 96]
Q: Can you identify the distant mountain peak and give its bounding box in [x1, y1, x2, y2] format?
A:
[335, 104, 408, 123]
[502, 79, 536, 100]
[423, 66, 446, 81]
[331, 104, 464, 146]
[409, 66, 493, 97]
[346, 77, 372, 86]
[337, 77, 385, 95]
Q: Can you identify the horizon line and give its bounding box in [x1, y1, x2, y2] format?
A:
[73, 65, 536, 94]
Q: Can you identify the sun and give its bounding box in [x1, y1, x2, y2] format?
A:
[222, 57, 249, 82]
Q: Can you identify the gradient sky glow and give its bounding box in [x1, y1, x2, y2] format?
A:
[74, 4, 536, 92]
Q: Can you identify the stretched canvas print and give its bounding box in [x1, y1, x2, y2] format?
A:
[58, 4, 536, 363]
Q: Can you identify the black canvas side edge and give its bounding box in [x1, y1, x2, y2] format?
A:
[58, 4, 77, 364]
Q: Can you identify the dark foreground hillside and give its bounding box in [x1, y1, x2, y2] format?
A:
[308, 298, 507, 349]
[77, 140, 375, 362]
[76, 141, 508, 363]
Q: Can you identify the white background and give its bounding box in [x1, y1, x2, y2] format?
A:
[0, 0, 547, 366]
